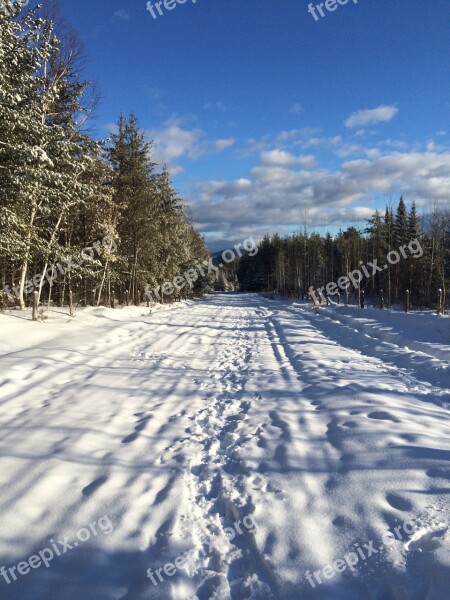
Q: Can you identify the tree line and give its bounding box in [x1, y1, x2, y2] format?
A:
[237, 197, 449, 311]
[0, 1, 210, 314]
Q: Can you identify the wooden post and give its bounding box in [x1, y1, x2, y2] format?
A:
[69, 291, 74, 317]
[437, 288, 442, 315]
[405, 289, 410, 313]
[380, 289, 384, 309]
[32, 291, 38, 321]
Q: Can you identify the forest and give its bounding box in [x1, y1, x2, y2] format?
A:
[237, 197, 449, 311]
[0, 2, 210, 313]
[1, 3, 448, 316]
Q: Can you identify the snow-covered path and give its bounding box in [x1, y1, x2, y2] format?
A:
[0, 294, 449, 600]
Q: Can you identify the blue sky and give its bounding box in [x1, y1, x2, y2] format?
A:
[55, 0, 450, 249]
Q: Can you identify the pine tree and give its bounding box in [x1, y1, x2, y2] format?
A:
[408, 201, 420, 240]
[0, 3, 209, 314]
[108, 113, 158, 304]
[394, 196, 408, 247]
[0, 2, 103, 308]
[365, 209, 385, 295]
[0, 1, 47, 308]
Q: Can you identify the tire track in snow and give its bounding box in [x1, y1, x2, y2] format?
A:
[261, 301, 450, 600]
[284, 304, 450, 399]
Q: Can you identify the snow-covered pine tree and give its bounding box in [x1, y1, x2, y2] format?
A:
[0, 1, 45, 307]
[0, 1, 102, 308]
[108, 113, 161, 304]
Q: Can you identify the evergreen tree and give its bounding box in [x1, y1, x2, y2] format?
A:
[394, 196, 409, 247]
[0, 1, 103, 308]
[108, 113, 159, 304]
[408, 201, 420, 240]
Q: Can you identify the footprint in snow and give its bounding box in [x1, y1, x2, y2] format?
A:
[386, 493, 413, 512]
[332, 515, 348, 528]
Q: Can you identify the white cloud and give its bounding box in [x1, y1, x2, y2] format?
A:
[150, 118, 204, 167]
[148, 118, 235, 172]
[335, 143, 382, 159]
[260, 150, 317, 168]
[200, 178, 252, 200]
[189, 150, 450, 237]
[204, 101, 229, 113]
[113, 9, 129, 21]
[299, 136, 342, 149]
[106, 122, 119, 135]
[345, 105, 399, 128]
[289, 103, 303, 115]
[238, 128, 323, 158]
[212, 138, 235, 152]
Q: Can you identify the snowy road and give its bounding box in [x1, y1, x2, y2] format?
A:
[0, 293, 449, 600]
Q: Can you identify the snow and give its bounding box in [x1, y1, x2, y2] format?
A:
[0, 293, 449, 600]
